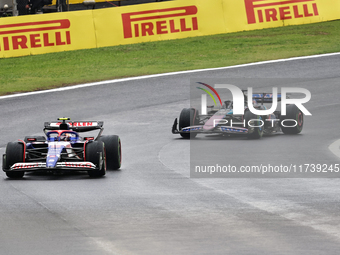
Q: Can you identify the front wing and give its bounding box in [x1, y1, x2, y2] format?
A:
[172, 119, 248, 135]
[4, 161, 97, 172]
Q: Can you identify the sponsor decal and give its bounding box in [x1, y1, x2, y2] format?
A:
[0, 19, 71, 51]
[12, 163, 42, 169]
[182, 127, 201, 132]
[50, 121, 97, 127]
[11, 162, 95, 169]
[244, 0, 319, 24]
[63, 162, 94, 168]
[221, 127, 248, 133]
[72, 122, 96, 127]
[122, 5, 198, 39]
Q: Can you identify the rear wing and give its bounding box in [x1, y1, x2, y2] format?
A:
[244, 92, 288, 104]
[44, 121, 104, 132]
[252, 93, 281, 103]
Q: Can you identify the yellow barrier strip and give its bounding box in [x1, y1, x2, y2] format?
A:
[0, 0, 339, 58]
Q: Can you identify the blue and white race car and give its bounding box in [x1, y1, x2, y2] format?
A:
[2, 118, 122, 179]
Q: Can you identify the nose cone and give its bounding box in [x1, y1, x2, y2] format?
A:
[46, 155, 58, 168]
[46, 143, 65, 168]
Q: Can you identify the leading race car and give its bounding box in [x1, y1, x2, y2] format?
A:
[172, 91, 304, 139]
[2, 118, 122, 179]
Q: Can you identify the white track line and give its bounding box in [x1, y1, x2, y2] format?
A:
[1, 52, 340, 101]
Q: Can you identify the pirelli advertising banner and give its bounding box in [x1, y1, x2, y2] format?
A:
[93, 0, 226, 47]
[224, 0, 340, 31]
[0, 0, 339, 58]
[0, 11, 97, 58]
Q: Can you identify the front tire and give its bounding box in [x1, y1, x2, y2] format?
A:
[179, 108, 199, 139]
[245, 111, 263, 139]
[86, 141, 106, 177]
[280, 105, 303, 134]
[4, 142, 25, 179]
[98, 135, 121, 170]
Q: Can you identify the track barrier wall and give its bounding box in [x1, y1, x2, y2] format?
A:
[0, 0, 339, 58]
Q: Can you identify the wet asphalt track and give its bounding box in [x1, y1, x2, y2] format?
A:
[0, 53, 340, 255]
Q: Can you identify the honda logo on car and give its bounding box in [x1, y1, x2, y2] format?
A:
[122, 6, 198, 39]
[0, 19, 71, 51]
[244, 0, 319, 24]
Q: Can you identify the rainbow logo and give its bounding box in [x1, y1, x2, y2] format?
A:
[196, 82, 222, 106]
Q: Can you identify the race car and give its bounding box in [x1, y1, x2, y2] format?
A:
[2, 118, 122, 179]
[172, 91, 304, 139]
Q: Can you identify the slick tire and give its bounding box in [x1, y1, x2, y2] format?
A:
[280, 104, 303, 134]
[98, 135, 121, 170]
[179, 108, 199, 139]
[4, 142, 25, 179]
[245, 111, 263, 139]
[86, 141, 106, 177]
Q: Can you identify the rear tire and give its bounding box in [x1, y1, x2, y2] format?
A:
[4, 142, 25, 179]
[245, 111, 263, 139]
[98, 135, 121, 170]
[179, 108, 199, 139]
[280, 105, 303, 134]
[86, 141, 106, 177]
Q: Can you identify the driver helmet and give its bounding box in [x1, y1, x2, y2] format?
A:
[60, 133, 72, 141]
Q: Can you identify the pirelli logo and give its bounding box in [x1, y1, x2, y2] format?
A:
[245, 0, 319, 24]
[122, 6, 198, 39]
[0, 19, 71, 51]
